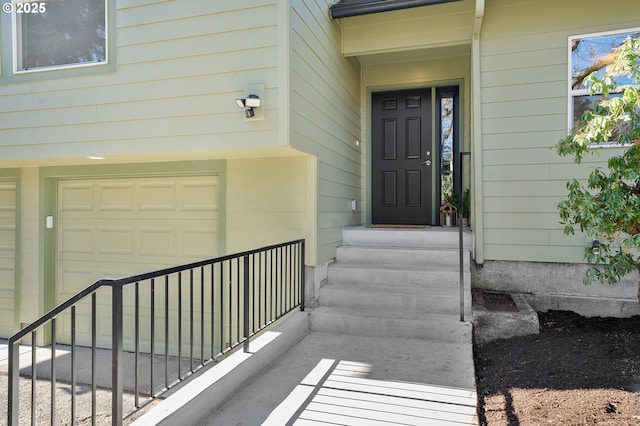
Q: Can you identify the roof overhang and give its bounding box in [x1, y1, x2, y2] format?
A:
[330, 0, 462, 19]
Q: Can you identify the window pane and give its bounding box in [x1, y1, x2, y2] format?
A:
[573, 93, 629, 139]
[573, 94, 603, 129]
[440, 96, 453, 205]
[18, 0, 106, 71]
[571, 30, 640, 91]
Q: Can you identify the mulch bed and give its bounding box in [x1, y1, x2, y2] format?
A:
[474, 310, 640, 425]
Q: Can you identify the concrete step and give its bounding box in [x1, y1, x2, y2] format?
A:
[342, 226, 472, 250]
[336, 246, 471, 270]
[319, 281, 472, 316]
[309, 307, 472, 343]
[327, 263, 471, 289]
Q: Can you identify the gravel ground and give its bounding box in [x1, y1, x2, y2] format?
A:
[0, 371, 161, 425]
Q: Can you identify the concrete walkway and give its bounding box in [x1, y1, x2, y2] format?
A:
[207, 331, 477, 425]
[2, 322, 478, 425]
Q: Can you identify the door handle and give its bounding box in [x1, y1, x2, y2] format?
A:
[421, 160, 432, 166]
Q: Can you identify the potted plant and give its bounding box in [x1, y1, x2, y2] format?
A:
[462, 188, 470, 226]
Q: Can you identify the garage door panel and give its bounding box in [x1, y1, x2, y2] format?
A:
[98, 227, 135, 255]
[59, 267, 96, 298]
[0, 226, 15, 250]
[182, 229, 218, 257]
[0, 263, 15, 284]
[118, 267, 217, 352]
[139, 228, 175, 256]
[59, 222, 220, 260]
[0, 181, 16, 337]
[60, 178, 220, 214]
[0, 183, 17, 206]
[181, 181, 219, 211]
[59, 227, 95, 254]
[60, 212, 216, 221]
[138, 182, 175, 211]
[56, 303, 95, 341]
[97, 183, 134, 211]
[59, 254, 198, 272]
[0, 290, 14, 309]
[57, 175, 220, 348]
[59, 183, 94, 211]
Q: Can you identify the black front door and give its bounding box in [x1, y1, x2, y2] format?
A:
[372, 89, 433, 225]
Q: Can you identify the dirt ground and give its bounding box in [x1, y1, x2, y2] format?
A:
[474, 310, 640, 425]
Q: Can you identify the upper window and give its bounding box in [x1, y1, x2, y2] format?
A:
[569, 28, 640, 136]
[13, 0, 107, 73]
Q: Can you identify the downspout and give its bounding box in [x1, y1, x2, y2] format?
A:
[471, 0, 485, 263]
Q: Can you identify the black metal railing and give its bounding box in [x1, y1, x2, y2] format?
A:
[7, 239, 305, 426]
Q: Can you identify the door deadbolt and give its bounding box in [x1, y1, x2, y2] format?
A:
[426, 151, 431, 156]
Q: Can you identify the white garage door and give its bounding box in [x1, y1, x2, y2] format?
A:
[56, 175, 220, 347]
[0, 181, 16, 337]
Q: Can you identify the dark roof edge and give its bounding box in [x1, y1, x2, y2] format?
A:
[330, 0, 462, 19]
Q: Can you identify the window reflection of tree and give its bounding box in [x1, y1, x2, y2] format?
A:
[441, 97, 454, 205]
[570, 30, 640, 139]
[19, 0, 106, 71]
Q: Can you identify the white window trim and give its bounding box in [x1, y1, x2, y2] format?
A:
[567, 27, 640, 147]
[11, 0, 109, 74]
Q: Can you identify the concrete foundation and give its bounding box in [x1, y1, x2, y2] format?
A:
[304, 260, 332, 309]
[473, 260, 640, 318]
[472, 292, 539, 345]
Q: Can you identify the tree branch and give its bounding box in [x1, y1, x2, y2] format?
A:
[572, 50, 619, 90]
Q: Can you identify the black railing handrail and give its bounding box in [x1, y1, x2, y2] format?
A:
[458, 151, 471, 322]
[110, 238, 306, 285]
[9, 238, 305, 344]
[9, 238, 306, 426]
[9, 279, 109, 344]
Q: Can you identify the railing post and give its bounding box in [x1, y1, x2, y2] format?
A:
[112, 281, 124, 426]
[458, 206, 465, 322]
[300, 241, 306, 312]
[243, 255, 250, 353]
[459, 151, 471, 322]
[8, 339, 18, 426]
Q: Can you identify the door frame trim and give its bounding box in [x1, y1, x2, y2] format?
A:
[366, 81, 463, 226]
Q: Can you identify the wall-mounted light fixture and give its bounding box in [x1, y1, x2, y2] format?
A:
[592, 239, 600, 256]
[235, 94, 261, 118]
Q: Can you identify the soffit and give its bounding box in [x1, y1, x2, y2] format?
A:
[356, 43, 471, 65]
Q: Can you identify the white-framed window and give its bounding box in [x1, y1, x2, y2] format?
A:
[12, 0, 107, 73]
[568, 27, 640, 143]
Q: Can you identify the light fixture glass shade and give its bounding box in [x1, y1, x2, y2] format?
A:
[245, 94, 261, 108]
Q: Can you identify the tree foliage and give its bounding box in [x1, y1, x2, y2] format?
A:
[556, 36, 640, 296]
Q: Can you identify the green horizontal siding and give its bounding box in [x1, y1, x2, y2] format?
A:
[482, 131, 565, 150]
[340, 0, 474, 56]
[291, 0, 362, 264]
[226, 157, 307, 255]
[482, 98, 566, 119]
[481, 81, 566, 104]
[484, 196, 560, 214]
[480, 0, 640, 263]
[0, 1, 280, 160]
